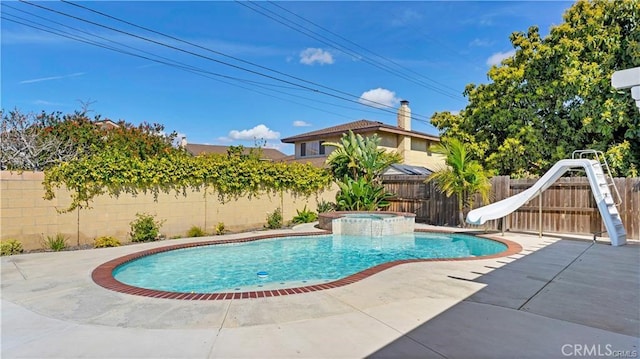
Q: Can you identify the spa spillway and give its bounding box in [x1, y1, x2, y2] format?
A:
[318, 211, 415, 236]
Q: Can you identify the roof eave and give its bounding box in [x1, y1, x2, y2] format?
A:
[281, 126, 380, 143]
[281, 126, 440, 143]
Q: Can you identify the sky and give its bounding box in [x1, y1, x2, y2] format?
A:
[2, 1, 574, 154]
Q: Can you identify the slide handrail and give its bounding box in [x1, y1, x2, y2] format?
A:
[572, 150, 622, 206]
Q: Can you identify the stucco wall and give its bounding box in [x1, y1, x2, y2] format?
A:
[1, 171, 337, 250]
[402, 151, 445, 171]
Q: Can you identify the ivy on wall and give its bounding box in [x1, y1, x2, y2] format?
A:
[43, 150, 332, 212]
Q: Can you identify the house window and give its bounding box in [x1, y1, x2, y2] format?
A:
[379, 134, 397, 148]
[300, 141, 325, 157]
[411, 138, 428, 152]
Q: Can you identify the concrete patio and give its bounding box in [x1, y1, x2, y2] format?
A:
[2, 226, 638, 358]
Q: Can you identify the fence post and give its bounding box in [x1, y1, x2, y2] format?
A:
[539, 189, 543, 238]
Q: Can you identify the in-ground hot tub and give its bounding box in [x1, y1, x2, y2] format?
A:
[318, 211, 415, 236]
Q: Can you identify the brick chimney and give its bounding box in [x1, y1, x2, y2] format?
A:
[397, 100, 411, 131]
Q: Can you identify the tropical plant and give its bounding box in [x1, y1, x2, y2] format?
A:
[129, 213, 165, 242]
[186, 226, 206, 237]
[94, 236, 121, 248]
[265, 208, 283, 229]
[1, 239, 24, 256]
[335, 177, 394, 211]
[324, 131, 401, 184]
[215, 222, 226, 235]
[426, 138, 492, 227]
[430, 0, 640, 177]
[325, 131, 400, 211]
[291, 205, 318, 224]
[316, 200, 335, 213]
[43, 233, 68, 251]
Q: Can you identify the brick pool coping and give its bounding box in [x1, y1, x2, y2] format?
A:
[92, 229, 523, 300]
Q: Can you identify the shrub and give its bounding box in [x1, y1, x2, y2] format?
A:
[215, 222, 226, 235]
[265, 208, 283, 229]
[187, 226, 206, 237]
[94, 236, 121, 248]
[316, 200, 335, 213]
[43, 233, 67, 251]
[1, 239, 24, 256]
[129, 213, 165, 242]
[335, 177, 393, 211]
[291, 205, 318, 224]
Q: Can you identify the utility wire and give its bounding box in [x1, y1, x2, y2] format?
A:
[1, 7, 300, 92]
[57, 0, 403, 111]
[244, 1, 462, 101]
[56, 0, 440, 125]
[267, 1, 462, 96]
[0, 11, 373, 120]
[1, 7, 382, 121]
[14, 1, 440, 130]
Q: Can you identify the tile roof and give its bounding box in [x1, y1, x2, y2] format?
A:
[280, 120, 439, 143]
[185, 144, 287, 161]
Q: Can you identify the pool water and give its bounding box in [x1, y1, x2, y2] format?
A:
[113, 233, 506, 293]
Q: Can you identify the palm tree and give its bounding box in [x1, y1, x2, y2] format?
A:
[426, 138, 492, 227]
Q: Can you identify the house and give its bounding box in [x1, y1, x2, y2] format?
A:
[94, 119, 120, 130]
[183, 142, 287, 161]
[280, 100, 444, 171]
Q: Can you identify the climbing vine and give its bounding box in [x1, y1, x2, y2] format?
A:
[43, 150, 332, 212]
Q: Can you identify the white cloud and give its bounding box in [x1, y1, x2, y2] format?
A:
[33, 100, 64, 106]
[469, 38, 492, 47]
[216, 136, 233, 143]
[20, 72, 86, 84]
[358, 88, 400, 109]
[299, 48, 334, 65]
[486, 50, 516, 66]
[391, 9, 422, 26]
[293, 120, 311, 127]
[228, 124, 280, 140]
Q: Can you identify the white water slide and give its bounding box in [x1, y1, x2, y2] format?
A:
[466, 151, 627, 246]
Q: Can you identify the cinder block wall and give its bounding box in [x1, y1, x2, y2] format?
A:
[1, 171, 337, 250]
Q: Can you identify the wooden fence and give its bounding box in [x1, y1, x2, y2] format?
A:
[383, 175, 640, 240]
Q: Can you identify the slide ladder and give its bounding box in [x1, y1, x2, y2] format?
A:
[572, 150, 626, 245]
[466, 150, 627, 246]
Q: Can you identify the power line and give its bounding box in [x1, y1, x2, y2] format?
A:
[56, 0, 442, 124]
[0, 10, 364, 120]
[12, 1, 441, 130]
[268, 2, 462, 95]
[246, 1, 463, 101]
[57, 0, 403, 111]
[1, 7, 386, 123]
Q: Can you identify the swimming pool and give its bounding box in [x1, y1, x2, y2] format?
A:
[100, 231, 513, 298]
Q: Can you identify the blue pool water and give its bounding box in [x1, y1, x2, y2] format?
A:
[113, 233, 506, 293]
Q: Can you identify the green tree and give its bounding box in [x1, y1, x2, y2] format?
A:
[432, 0, 640, 177]
[426, 138, 492, 227]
